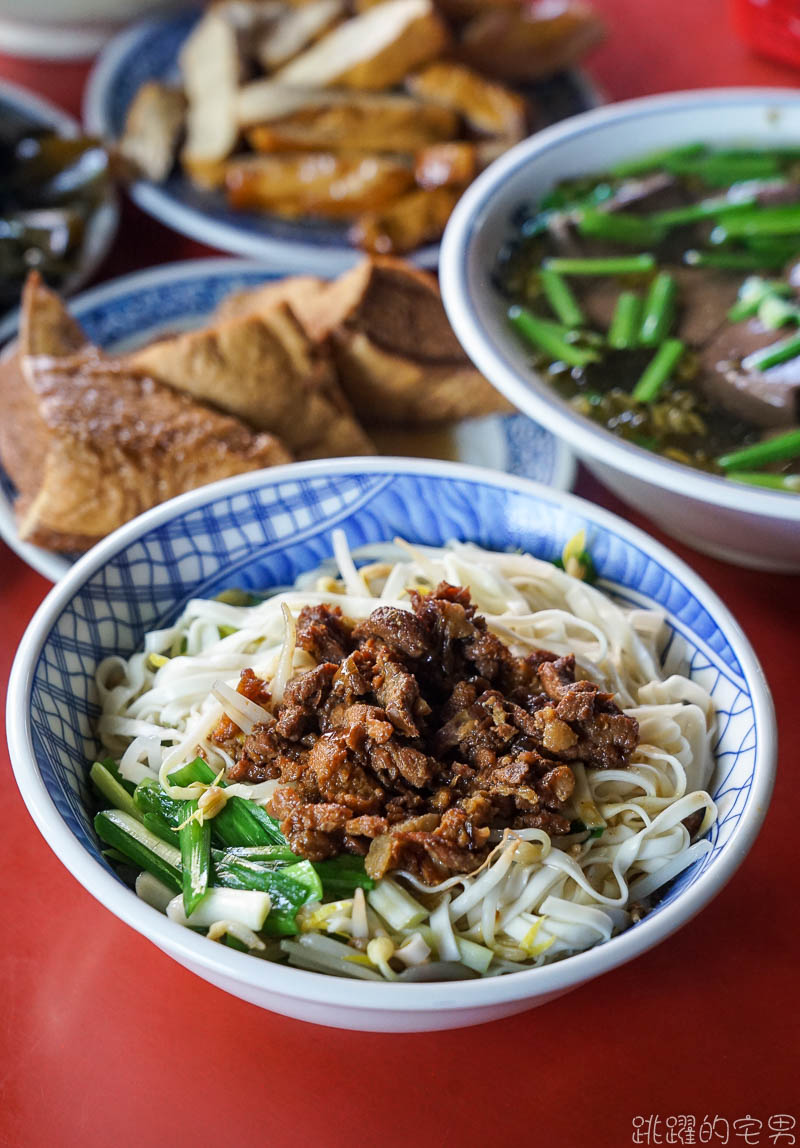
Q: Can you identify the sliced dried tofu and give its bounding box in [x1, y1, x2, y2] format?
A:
[211, 0, 286, 62]
[257, 0, 345, 70]
[247, 95, 459, 153]
[236, 82, 327, 128]
[214, 0, 285, 33]
[406, 61, 528, 139]
[348, 185, 459, 254]
[275, 0, 449, 90]
[124, 303, 374, 459]
[458, 1, 605, 83]
[414, 141, 477, 190]
[225, 152, 414, 217]
[119, 81, 186, 182]
[181, 156, 229, 189]
[180, 9, 241, 165]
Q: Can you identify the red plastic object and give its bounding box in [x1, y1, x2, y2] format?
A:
[732, 0, 800, 70]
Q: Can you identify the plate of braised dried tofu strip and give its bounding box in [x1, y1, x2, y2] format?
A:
[0, 256, 574, 581]
[83, 3, 602, 271]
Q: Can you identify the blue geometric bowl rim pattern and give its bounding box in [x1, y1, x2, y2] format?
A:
[6, 458, 776, 1011]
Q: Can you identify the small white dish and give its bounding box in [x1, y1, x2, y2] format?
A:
[0, 257, 574, 582]
[440, 88, 800, 572]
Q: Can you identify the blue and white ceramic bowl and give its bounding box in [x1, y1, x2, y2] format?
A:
[7, 459, 776, 1031]
[83, 12, 598, 273]
[0, 257, 573, 583]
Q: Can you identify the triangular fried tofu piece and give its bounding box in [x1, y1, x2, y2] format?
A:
[10, 353, 292, 552]
[124, 303, 374, 458]
[321, 256, 513, 425]
[19, 270, 89, 357]
[0, 273, 95, 514]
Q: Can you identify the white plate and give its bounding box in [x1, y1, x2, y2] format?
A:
[0, 257, 575, 582]
[0, 78, 119, 327]
[83, 11, 599, 274]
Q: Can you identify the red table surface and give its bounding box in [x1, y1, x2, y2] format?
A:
[1, 3, 799, 1145]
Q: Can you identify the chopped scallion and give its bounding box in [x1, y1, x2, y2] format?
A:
[650, 196, 757, 227]
[539, 268, 584, 327]
[607, 291, 642, 349]
[95, 809, 182, 892]
[669, 154, 781, 185]
[742, 332, 800, 372]
[543, 254, 656, 275]
[726, 471, 800, 492]
[180, 800, 211, 917]
[757, 293, 799, 330]
[577, 207, 665, 246]
[727, 276, 792, 322]
[714, 204, 800, 238]
[90, 761, 140, 820]
[639, 272, 676, 345]
[717, 428, 800, 470]
[508, 306, 599, 367]
[609, 143, 706, 178]
[684, 249, 787, 270]
[631, 338, 685, 403]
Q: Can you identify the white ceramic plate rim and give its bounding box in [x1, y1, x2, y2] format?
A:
[7, 456, 776, 1015]
[0, 256, 575, 583]
[439, 87, 800, 523]
[0, 76, 77, 134]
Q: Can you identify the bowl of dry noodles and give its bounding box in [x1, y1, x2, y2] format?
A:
[7, 457, 775, 1031]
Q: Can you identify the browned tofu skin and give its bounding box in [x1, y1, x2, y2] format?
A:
[349, 186, 459, 254]
[119, 81, 186, 182]
[406, 60, 528, 139]
[225, 152, 415, 217]
[247, 97, 460, 154]
[458, 1, 605, 84]
[414, 141, 477, 190]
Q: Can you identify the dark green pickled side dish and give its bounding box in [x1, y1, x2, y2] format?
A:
[495, 143, 800, 493]
[0, 117, 109, 312]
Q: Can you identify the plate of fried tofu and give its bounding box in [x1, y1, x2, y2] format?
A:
[0, 255, 574, 581]
[84, 2, 602, 271]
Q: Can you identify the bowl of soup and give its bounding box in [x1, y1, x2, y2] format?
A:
[439, 89, 800, 571]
